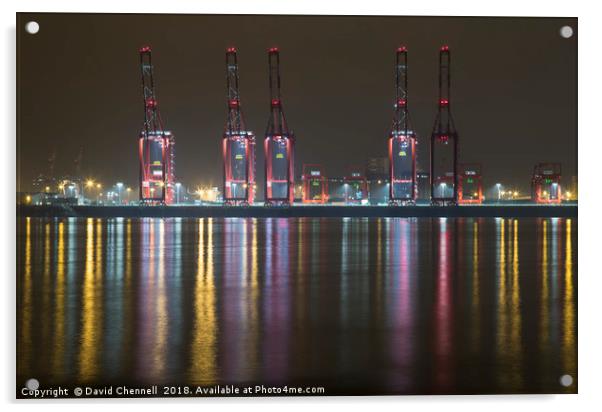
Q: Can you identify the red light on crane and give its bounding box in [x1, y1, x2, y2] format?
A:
[397, 46, 407, 52]
[397, 99, 407, 107]
[268, 47, 279, 53]
[229, 99, 239, 107]
[439, 98, 449, 106]
[145, 98, 157, 108]
[440, 45, 449, 52]
[271, 99, 281, 107]
[226, 47, 237, 53]
[139, 46, 151, 53]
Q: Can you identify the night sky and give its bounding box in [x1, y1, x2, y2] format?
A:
[17, 13, 577, 195]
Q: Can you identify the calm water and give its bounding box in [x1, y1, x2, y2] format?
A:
[17, 217, 577, 395]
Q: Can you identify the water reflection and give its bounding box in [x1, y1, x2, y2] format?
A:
[563, 219, 575, 382]
[386, 218, 417, 391]
[434, 218, 453, 390]
[470, 220, 480, 354]
[263, 219, 291, 383]
[189, 218, 217, 384]
[52, 221, 65, 375]
[19, 218, 32, 375]
[17, 217, 577, 394]
[79, 219, 102, 381]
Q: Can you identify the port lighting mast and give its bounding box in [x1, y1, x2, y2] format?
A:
[430, 45, 458, 206]
[264, 47, 295, 206]
[388, 46, 417, 205]
[223, 47, 255, 205]
[138, 46, 175, 205]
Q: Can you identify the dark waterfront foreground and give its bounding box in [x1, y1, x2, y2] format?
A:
[17, 217, 577, 396]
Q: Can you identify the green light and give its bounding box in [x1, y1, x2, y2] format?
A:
[235, 154, 243, 160]
[276, 153, 284, 159]
[399, 151, 406, 157]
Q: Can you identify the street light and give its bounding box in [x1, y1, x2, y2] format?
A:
[94, 183, 102, 203]
[116, 182, 124, 204]
[175, 182, 182, 204]
[83, 180, 94, 204]
[551, 182, 559, 200]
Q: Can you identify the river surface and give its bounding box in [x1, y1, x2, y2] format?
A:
[16, 217, 577, 396]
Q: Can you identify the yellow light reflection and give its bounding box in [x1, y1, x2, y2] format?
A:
[42, 222, 51, 340]
[563, 219, 575, 379]
[151, 220, 167, 378]
[540, 220, 549, 352]
[496, 219, 508, 387]
[510, 219, 522, 387]
[79, 218, 101, 381]
[20, 218, 32, 372]
[189, 218, 217, 384]
[252, 218, 258, 291]
[52, 221, 66, 374]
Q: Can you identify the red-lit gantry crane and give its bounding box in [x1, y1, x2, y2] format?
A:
[388, 46, 417, 205]
[532, 163, 562, 204]
[457, 163, 483, 204]
[264, 47, 295, 206]
[430, 45, 458, 206]
[223, 47, 256, 206]
[138, 46, 175, 205]
[302, 164, 328, 204]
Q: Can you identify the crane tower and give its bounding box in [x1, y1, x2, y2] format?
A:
[223, 47, 255, 205]
[430, 45, 458, 206]
[138, 46, 175, 205]
[264, 47, 295, 206]
[388, 46, 417, 205]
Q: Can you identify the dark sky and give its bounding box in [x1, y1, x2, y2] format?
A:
[17, 13, 577, 194]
